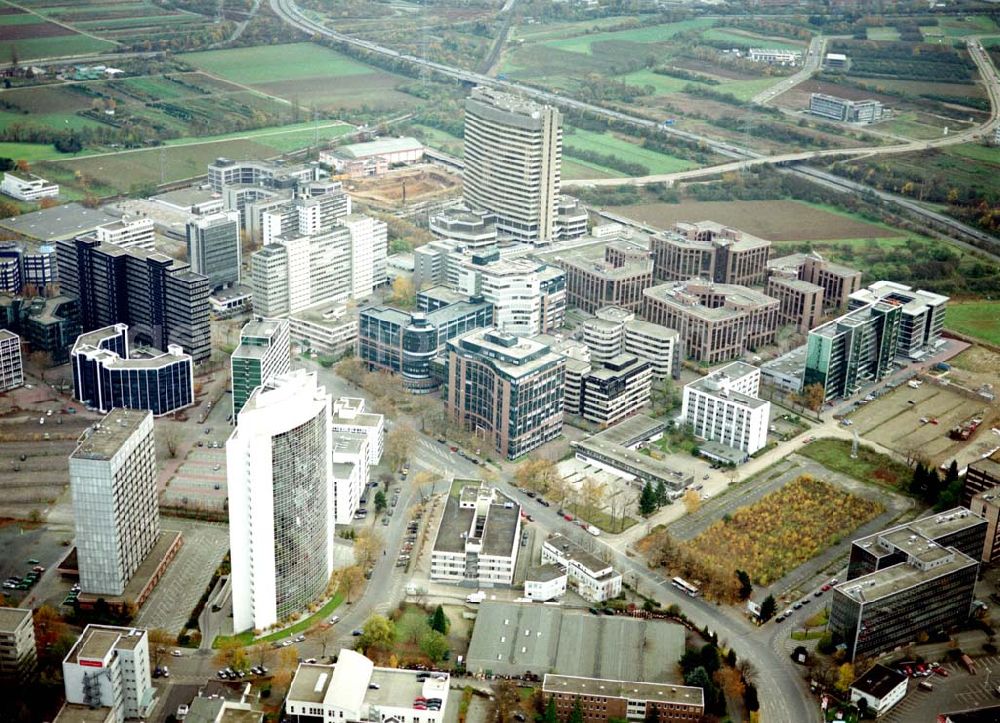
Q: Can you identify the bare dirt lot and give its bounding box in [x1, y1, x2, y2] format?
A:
[848, 382, 1000, 466]
[347, 166, 460, 206]
[612, 199, 898, 241]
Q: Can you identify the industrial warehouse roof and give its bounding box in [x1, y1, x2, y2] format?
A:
[466, 601, 684, 681]
[332, 137, 423, 159]
[0, 202, 117, 242]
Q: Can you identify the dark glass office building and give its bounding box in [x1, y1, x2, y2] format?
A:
[71, 324, 194, 416]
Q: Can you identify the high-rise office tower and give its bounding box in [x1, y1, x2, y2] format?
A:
[227, 370, 335, 632]
[186, 211, 241, 291]
[462, 86, 562, 245]
[230, 317, 291, 418]
[69, 409, 159, 596]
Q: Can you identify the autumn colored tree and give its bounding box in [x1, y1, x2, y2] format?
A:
[338, 564, 366, 603]
[835, 662, 855, 693]
[682, 489, 701, 515]
[354, 531, 383, 570]
[385, 423, 417, 471]
[389, 275, 416, 308]
[358, 614, 395, 654]
[802, 383, 825, 412]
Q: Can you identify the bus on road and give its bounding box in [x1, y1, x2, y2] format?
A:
[672, 577, 700, 597]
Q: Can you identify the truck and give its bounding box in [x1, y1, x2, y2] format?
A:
[585, 524, 601, 537]
[961, 653, 976, 674]
[950, 414, 984, 441]
[466, 591, 486, 604]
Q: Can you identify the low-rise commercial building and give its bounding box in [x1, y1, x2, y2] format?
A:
[332, 397, 384, 466]
[0, 293, 81, 363]
[0, 328, 23, 392]
[766, 275, 824, 333]
[642, 280, 779, 364]
[833, 510, 985, 660]
[431, 484, 521, 586]
[760, 345, 807, 394]
[288, 301, 358, 358]
[429, 207, 497, 250]
[320, 137, 424, 177]
[525, 564, 568, 601]
[71, 325, 194, 416]
[848, 281, 948, 359]
[681, 362, 770, 459]
[572, 415, 693, 497]
[544, 674, 704, 723]
[0, 607, 36, 682]
[547, 240, 654, 314]
[580, 353, 652, 427]
[651, 221, 771, 287]
[286, 650, 449, 723]
[359, 299, 493, 392]
[447, 329, 565, 459]
[849, 665, 908, 718]
[62, 625, 154, 722]
[810, 93, 883, 123]
[331, 431, 369, 524]
[1, 170, 58, 201]
[542, 534, 622, 603]
[767, 252, 862, 311]
[747, 48, 801, 64]
[95, 217, 155, 252]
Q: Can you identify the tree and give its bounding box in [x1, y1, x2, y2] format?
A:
[161, 425, 183, 459]
[802, 383, 825, 412]
[430, 605, 449, 635]
[714, 666, 746, 701]
[580, 477, 606, 517]
[493, 680, 521, 723]
[567, 696, 584, 723]
[857, 697, 869, 718]
[389, 276, 416, 308]
[358, 615, 395, 653]
[655, 479, 668, 507]
[337, 565, 366, 603]
[639, 481, 657, 516]
[374, 490, 387, 514]
[33, 605, 66, 662]
[514, 458, 558, 494]
[760, 594, 777, 622]
[272, 645, 300, 688]
[835, 662, 855, 693]
[385, 423, 417, 471]
[542, 696, 558, 723]
[643, 703, 660, 723]
[398, 610, 430, 644]
[736, 570, 752, 601]
[650, 377, 679, 416]
[214, 637, 247, 670]
[419, 629, 449, 663]
[682, 489, 700, 514]
[354, 530, 383, 569]
[148, 628, 174, 668]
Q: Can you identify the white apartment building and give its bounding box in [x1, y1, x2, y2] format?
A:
[69, 409, 159, 596]
[227, 370, 335, 632]
[0, 607, 36, 682]
[252, 228, 352, 316]
[0, 329, 23, 392]
[541, 534, 622, 603]
[288, 301, 359, 358]
[623, 320, 678, 380]
[462, 87, 561, 245]
[524, 565, 568, 602]
[1, 170, 58, 201]
[62, 625, 154, 722]
[456, 257, 566, 336]
[286, 651, 450, 723]
[332, 397, 384, 466]
[95, 217, 155, 251]
[341, 214, 388, 300]
[431, 484, 521, 586]
[681, 361, 770, 458]
[332, 431, 369, 524]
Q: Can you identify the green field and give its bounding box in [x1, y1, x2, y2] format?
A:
[0, 141, 69, 163]
[947, 143, 1000, 164]
[945, 301, 1000, 345]
[702, 28, 805, 52]
[564, 128, 697, 174]
[183, 43, 374, 84]
[867, 27, 901, 41]
[0, 34, 116, 61]
[562, 159, 622, 180]
[543, 18, 715, 54]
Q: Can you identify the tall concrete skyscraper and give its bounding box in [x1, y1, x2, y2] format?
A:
[227, 370, 335, 632]
[69, 409, 158, 596]
[186, 210, 241, 291]
[462, 86, 562, 245]
[230, 317, 291, 418]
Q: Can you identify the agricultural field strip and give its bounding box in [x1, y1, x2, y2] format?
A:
[0, 0, 120, 44]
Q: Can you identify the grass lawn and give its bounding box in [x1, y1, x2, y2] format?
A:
[161, 121, 354, 151]
[946, 143, 1000, 164]
[945, 301, 1000, 345]
[880, 113, 950, 141]
[410, 124, 464, 156]
[562, 158, 623, 180]
[0, 141, 70, 162]
[799, 438, 913, 490]
[564, 128, 697, 174]
[0, 34, 116, 61]
[566, 502, 637, 534]
[212, 592, 344, 648]
[182, 43, 374, 84]
[702, 28, 806, 51]
[543, 18, 715, 54]
[867, 27, 901, 40]
[680, 475, 884, 585]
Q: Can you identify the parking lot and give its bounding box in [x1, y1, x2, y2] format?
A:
[848, 381, 997, 466]
[884, 655, 1000, 721]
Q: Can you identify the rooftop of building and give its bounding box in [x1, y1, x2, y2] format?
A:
[0, 606, 32, 631]
[418, 285, 469, 307]
[585, 353, 650, 382]
[0, 202, 117, 242]
[527, 564, 566, 583]
[239, 318, 287, 342]
[810, 300, 898, 338]
[290, 656, 449, 712]
[545, 240, 653, 279]
[289, 300, 355, 326]
[545, 534, 612, 576]
[935, 705, 1000, 722]
[71, 409, 150, 461]
[643, 280, 777, 319]
[664, 220, 771, 251]
[589, 414, 666, 447]
[152, 186, 219, 211]
[851, 281, 949, 311]
[850, 664, 907, 699]
[97, 217, 152, 232]
[187, 698, 263, 723]
[594, 307, 635, 324]
[52, 704, 115, 723]
[623, 318, 678, 340]
[768, 275, 824, 294]
[66, 625, 144, 665]
[835, 547, 977, 604]
[761, 344, 807, 378]
[466, 601, 685, 681]
[0, 328, 18, 342]
[433, 485, 519, 556]
[332, 432, 367, 457]
[332, 136, 424, 159]
[970, 456, 1000, 480]
[686, 364, 768, 409]
[543, 674, 704, 708]
[852, 508, 985, 558]
[450, 328, 562, 379]
[468, 85, 550, 119]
